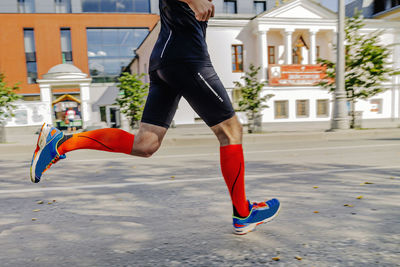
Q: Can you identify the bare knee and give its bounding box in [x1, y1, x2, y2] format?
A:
[211, 116, 243, 146]
[131, 123, 167, 157]
[136, 141, 160, 158]
[132, 134, 161, 157]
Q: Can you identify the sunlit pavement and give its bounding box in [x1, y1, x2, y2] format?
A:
[0, 133, 399, 266]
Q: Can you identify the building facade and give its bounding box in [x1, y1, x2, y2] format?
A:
[130, 0, 400, 126]
[2, 0, 400, 130]
[0, 0, 290, 131]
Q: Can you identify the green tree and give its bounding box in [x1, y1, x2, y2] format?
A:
[116, 72, 149, 128]
[234, 64, 274, 133]
[318, 12, 399, 128]
[0, 73, 21, 124]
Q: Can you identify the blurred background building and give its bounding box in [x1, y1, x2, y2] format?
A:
[0, 0, 159, 131]
[1, 0, 400, 131]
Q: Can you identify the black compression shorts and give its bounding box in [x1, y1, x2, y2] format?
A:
[141, 63, 235, 128]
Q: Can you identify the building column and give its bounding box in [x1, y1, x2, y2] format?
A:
[284, 29, 294, 64]
[39, 83, 53, 124]
[394, 30, 400, 119]
[330, 29, 337, 61]
[309, 30, 318, 64]
[80, 82, 91, 129]
[257, 30, 269, 80]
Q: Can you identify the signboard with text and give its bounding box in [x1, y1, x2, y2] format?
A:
[268, 64, 331, 86]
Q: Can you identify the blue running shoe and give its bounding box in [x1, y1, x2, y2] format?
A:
[233, 198, 281, 235]
[30, 123, 66, 183]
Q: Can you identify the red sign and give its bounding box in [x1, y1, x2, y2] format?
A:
[268, 64, 330, 86]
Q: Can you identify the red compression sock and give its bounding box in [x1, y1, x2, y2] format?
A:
[57, 128, 134, 155]
[220, 144, 250, 218]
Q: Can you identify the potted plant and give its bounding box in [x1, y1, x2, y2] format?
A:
[234, 64, 274, 133]
[0, 73, 21, 142]
[116, 72, 149, 129]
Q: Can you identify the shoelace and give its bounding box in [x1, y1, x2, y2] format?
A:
[252, 202, 268, 209]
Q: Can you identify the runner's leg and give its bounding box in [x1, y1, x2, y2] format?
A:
[31, 70, 181, 182]
[158, 63, 280, 232]
[211, 116, 250, 218]
[57, 70, 179, 158]
[156, 63, 249, 218]
[56, 124, 168, 158]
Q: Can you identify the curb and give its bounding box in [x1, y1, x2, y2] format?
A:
[162, 128, 400, 146]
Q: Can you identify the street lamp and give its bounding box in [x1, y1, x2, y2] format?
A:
[331, 0, 349, 130]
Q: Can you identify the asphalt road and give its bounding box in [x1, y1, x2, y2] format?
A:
[0, 134, 399, 266]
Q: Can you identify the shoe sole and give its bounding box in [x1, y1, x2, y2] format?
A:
[233, 203, 282, 235]
[30, 123, 50, 183]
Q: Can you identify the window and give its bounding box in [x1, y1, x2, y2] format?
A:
[316, 99, 329, 117]
[223, 0, 237, 14]
[296, 100, 309, 117]
[275, 100, 288, 119]
[55, 0, 71, 13]
[82, 0, 150, 13]
[232, 44, 243, 72]
[316, 45, 320, 59]
[22, 95, 41, 101]
[23, 29, 37, 84]
[18, 0, 35, 13]
[61, 28, 73, 63]
[392, 0, 400, 8]
[268, 46, 275, 64]
[100, 106, 107, 122]
[254, 1, 266, 14]
[370, 99, 383, 114]
[87, 28, 149, 83]
[374, 1, 386, 14]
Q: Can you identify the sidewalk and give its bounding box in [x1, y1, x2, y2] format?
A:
[2, 120, 400, 149]
[163, 122, 400, 146]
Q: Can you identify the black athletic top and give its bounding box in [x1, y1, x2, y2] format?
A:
[149, 0, 212, 71]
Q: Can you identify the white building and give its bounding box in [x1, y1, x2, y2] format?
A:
[130, 0, 400, 126]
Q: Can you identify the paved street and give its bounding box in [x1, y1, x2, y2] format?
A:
[0, 130, 399, 266]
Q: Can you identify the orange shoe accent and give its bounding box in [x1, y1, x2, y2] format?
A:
[58, 128, 134, 155]
[253, 202, 268, 209]
[50, 129, 57, 137]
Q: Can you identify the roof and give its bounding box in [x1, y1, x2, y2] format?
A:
[93, 86, 119, 107]
[42, 64, 88, 80]
[47, 64, 83, 74]
[52, 94, 81, 105]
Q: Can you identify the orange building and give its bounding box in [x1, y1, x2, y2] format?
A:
[0, 10, 158, 130]
[0, 13, 158, 95]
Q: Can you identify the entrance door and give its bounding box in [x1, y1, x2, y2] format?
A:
[106, 105, 121, 128]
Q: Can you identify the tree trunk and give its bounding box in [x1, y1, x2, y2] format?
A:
[247, 112, 254, 133]
[247, 112, 263, 133]
[0, 122, 5, 143]
[350, 99, 356, 129]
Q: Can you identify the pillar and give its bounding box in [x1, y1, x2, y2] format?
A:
[39, 83, 53, 124]
[257, 30, 269, 80]
[284, 29, 294, 64]
[309, 30, 318, 64]
[80, 83, 91, 129]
